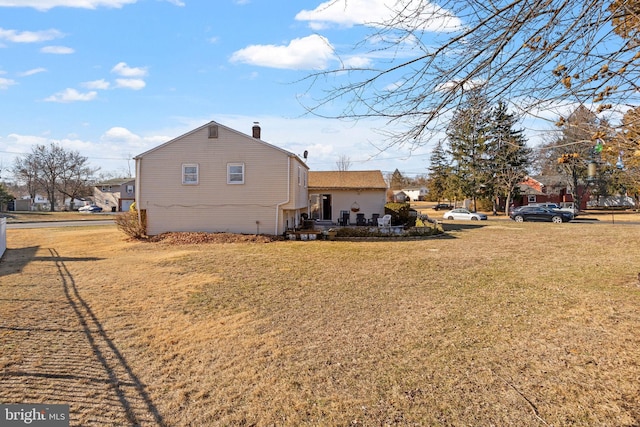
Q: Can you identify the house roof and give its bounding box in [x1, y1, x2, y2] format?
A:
[518, 183, 545, 196]
[95, 178, 135, 186]
[134, 121, 308, 168]
[308, 170, 387, 190]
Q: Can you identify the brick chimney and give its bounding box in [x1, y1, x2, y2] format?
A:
[252, 122, 261, 139]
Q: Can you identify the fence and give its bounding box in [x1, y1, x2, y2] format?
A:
[0, 218, 6, 259]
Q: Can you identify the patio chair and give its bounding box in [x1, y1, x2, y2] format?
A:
[339, 210, 350, 226]
[370, 213, 380, 226]
[377, 214, 391, 227]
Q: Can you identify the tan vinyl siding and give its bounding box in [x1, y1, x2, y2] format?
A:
[137, 124, 304, 235]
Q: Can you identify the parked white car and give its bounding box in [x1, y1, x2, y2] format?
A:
[442, 208, 488, 221]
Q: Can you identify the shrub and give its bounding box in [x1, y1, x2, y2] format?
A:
[335, 225, 442, 238]
[384, 202, 417, 226]
[115, 210, 146, 239]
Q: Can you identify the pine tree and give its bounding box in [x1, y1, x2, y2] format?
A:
[486, 101, 532, 215]
[427, 140, 450, 202]
[446, 88, 492, 211]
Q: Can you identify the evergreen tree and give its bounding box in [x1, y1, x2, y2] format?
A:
[426, 140, 450, 203]
[446, 88, 492, 211]
[486, 101, 532, 214]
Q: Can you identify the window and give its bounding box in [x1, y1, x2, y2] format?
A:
[182, 163, 199, 185]
[528, 195, 537, 203]
[227, 163, 244, 184]
[126, 185, 134, 194]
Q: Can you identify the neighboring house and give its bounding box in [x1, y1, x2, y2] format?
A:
[391, 190, 410, 203]
[94, 178, 136, 212]
[308, 170, 387, 225]
[135, 121, 309, 236]
[515, 176, 588, 210]
[402, 186, 428, 201]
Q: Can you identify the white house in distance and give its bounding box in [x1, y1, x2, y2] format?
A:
[308, 170, 387, 226]
[402, 186, 429, 202]
[134, 121, 309, 236]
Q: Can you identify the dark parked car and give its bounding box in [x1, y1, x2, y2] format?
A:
[509, 206, 573, 223]
[433, 203, 453, 211]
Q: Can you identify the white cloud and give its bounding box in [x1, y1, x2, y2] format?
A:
[18, 67, 47, 76]
[0, 28, 64, 43]
[82, 79, 110, 90]
[44, 88, 97, 102]
[295, 0, 461, 32]
[230, 34, 335, 70]
[40, 45, 74, 54]
[111, 62, 148, 77]
[164, 0, 184, 6]
[341, 56, 372, 69]
[102, 127, 140, 143]
[0, 77, 17, 89]
[114, 78, 146, 90]
[101, 126, 168, 152]
[0, 0, 137, 11]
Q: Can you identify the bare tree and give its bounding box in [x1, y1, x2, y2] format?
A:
[336, 154, 352, 171]
[12, 155, 39, 209]
[13, 144, 96, 211]
[303, 0, 640, 149]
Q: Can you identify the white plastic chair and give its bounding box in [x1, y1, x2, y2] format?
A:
[377, 214, 391, 227]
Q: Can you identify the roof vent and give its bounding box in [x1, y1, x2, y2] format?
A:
[208, 124, 218, 139]
[252, 122, 261, 139]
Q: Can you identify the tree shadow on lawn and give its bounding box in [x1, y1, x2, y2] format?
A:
[0, 246, 103, 277]
[439, 222, 489, 232]
[0, 247, 167, 426]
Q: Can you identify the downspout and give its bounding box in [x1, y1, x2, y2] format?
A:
[135, 157, 142, 226]
[274, 156, 291, 235]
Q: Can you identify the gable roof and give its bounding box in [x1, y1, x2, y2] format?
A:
[95, 178, 135, 186]
[134, 121, 308, 168]
[308, 170, 387, 190]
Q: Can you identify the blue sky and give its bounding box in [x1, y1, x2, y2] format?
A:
[0, 0, 557, 179]
[0, 0, 465, 179]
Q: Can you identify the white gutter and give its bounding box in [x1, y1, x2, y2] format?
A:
[274, 156, 291, 235]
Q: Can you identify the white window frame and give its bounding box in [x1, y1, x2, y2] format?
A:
[227, 163, 245, 184]
[528, 195, 537, 203]
[126, 185, 134, 194]
[182, 163, 199, 185]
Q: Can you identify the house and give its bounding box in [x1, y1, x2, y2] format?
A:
[93, 178, 136, 212]
[308, 170, 387, 225]
[402, 186, 428, 201]
[135, 121, 309, 236]
[391, 190, 410, 203]
[515, 176, 588, 210]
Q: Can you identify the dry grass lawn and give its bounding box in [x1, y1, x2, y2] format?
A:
[1, 220, 639, 426]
